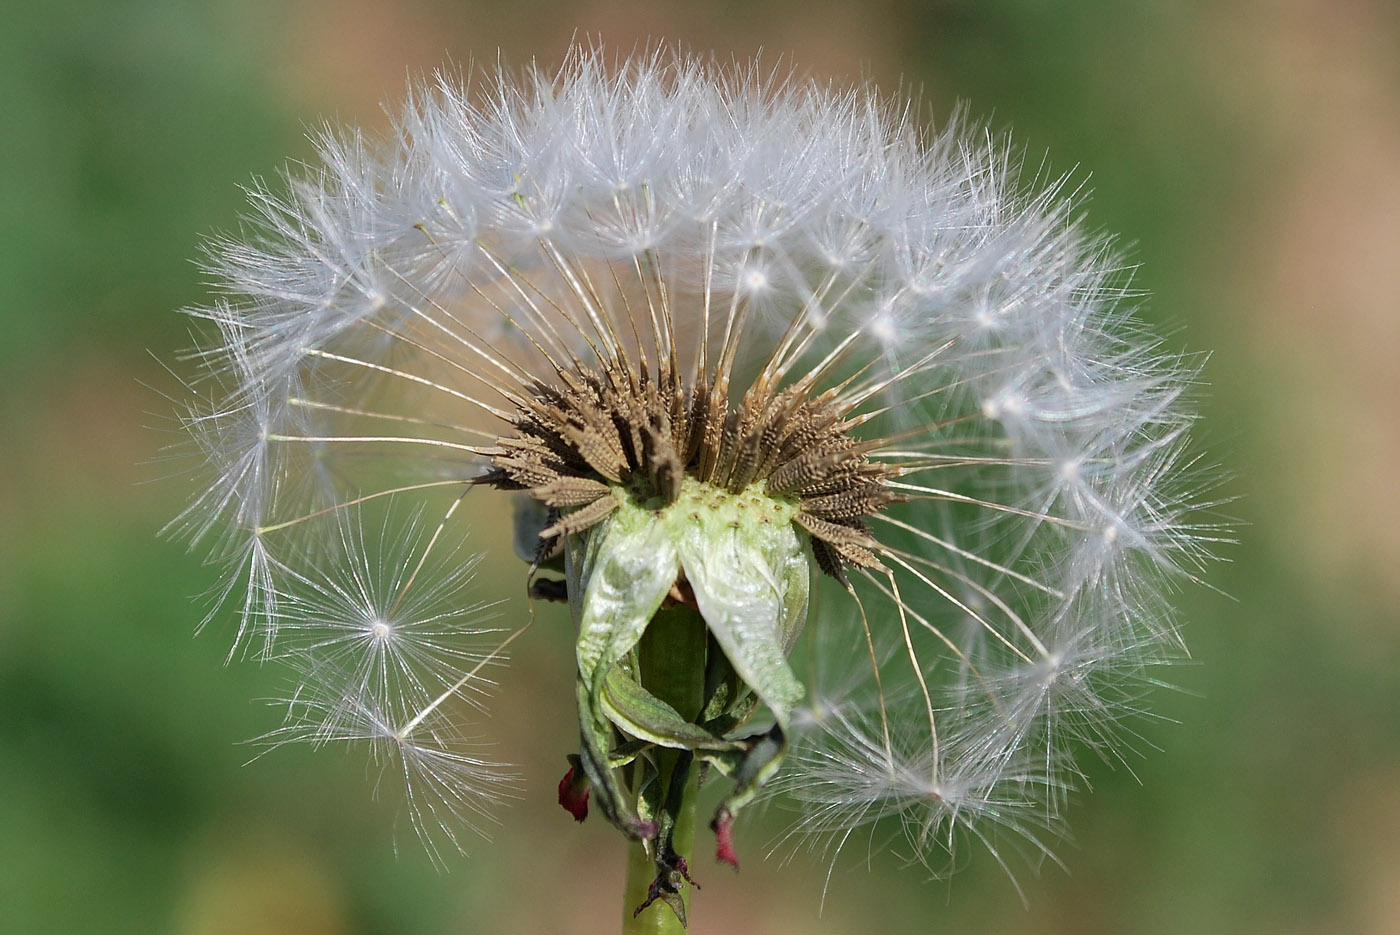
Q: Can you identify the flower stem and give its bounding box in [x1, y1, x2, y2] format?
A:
[622, 602, 707, 934]
[622, 781, 697, 934]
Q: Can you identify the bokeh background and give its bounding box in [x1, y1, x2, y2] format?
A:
[3, 1, 1398, 932]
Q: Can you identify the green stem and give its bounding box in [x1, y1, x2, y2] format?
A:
[622, 769, 697, 934]
[622, 603, 707, 934]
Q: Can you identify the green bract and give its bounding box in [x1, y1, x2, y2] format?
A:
[562, 478, 809, 894]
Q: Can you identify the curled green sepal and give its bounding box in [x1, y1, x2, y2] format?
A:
[701, 725, 787, 869]
[566, 504, 681, 838]
[602, 667, 738, 751]
[674, 499, 808, 727]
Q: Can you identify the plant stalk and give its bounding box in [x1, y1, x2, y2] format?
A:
[621, 602, 707, 934]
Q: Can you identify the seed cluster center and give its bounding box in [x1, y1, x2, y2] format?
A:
[479, 349, 900, 581]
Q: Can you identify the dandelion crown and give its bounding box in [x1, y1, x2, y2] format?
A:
[175, 45, 1215, 927]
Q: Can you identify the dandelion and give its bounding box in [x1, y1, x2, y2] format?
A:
[172, 45, 1219, 931]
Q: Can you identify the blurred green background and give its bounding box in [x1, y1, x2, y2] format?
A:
[3, 1, 1397, 932]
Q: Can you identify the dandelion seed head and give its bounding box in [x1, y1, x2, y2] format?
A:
[171, 44, 1220, 891]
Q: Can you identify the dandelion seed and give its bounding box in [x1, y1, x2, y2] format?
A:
[172, 44, 1221, 928]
